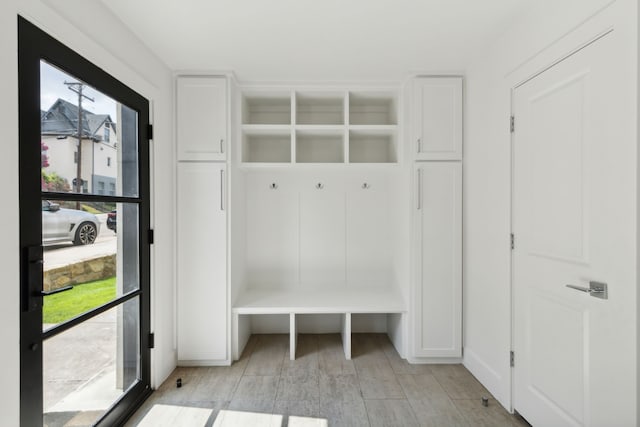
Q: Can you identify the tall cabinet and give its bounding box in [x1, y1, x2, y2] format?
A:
[176, 75, 229, 365]
[412, 76, 463, 358]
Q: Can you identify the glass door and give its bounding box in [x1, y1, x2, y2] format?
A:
[18, 17, 151, 426]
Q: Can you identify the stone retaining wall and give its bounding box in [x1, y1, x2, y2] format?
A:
[44, 254, 116, 292]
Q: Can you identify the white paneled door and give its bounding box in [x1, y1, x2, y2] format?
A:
[513, 32, 636, 426]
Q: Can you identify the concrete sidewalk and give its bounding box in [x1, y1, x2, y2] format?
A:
[43, 310, 123, 426]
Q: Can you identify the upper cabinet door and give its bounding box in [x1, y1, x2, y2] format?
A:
[413, 77, 462, 160]
[177, 76, 227, 161]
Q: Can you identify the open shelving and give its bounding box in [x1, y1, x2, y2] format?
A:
[296, 92, 344, 125]
[349, 92, 398, 125]
[296, 130, 344, 163]
[242, 92, 291, 125]
[349, 130, 397, 163]
[240, 89, 399, 165]
[242, 129, 291, 163]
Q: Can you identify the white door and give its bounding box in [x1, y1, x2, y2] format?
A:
[177, 162, 227, 362]
[513, 32, 636, 426]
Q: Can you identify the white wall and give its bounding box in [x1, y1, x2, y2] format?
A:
[463, 0, 635, 411]
[0, 1, 175, 424]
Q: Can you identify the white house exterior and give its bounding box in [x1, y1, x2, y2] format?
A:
[41, 98, 117, 194]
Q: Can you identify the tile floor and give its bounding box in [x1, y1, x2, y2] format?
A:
[126, 334, 530, 427]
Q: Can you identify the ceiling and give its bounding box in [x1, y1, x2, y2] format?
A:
[100, 0, 529, 83]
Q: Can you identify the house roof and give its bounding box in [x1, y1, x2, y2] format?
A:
[41, 98, 115, 141]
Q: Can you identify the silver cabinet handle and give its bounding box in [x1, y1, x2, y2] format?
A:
[416, 168, 422, 210]
[220, 139, 224, 154]
[566, 281, 608, 299]
[316, 183, 324, 190]
[417, 138, 422, 153]
[220, 168, 225, 211]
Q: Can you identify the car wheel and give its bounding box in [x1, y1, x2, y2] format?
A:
[74, 222, 97, 245]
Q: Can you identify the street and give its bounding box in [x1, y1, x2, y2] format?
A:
[43, 213, 117, 270]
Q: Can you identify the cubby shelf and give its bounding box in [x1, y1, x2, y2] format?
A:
[349, 92, 398, 126]
[240, 89, 399, 165]
[349, 130, 397, 163]
[242, 93, 291, 125]
[296, 93, 344, 125]
[242, 129, 291, 163]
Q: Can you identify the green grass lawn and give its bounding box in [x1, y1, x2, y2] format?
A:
[43, 277, 116, 324]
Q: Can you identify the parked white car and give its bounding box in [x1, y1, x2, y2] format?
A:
[42, 200, 100, 245]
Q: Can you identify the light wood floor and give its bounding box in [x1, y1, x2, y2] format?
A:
[126, 334, 529, 427]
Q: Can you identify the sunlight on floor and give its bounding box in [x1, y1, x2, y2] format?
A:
[134, 405, 330, 427]
[288, 415, 329, 427]
[213, 410, 283, 427]
[135, 404, 212, 426]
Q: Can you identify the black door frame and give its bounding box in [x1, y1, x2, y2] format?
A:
[18, 16, 152, 426]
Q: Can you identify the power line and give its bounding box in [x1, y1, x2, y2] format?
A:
[64, 81, 94, 208]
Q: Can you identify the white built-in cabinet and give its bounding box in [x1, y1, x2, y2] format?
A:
[411, 76, 463, 359]
[174, 74, 463, 365]
[176, 74, 229, 365]
[414, 162, 462, 357]
[413, 77, 463, 160]
[177, 76, 227, 161]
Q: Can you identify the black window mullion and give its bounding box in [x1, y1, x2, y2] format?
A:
[42, 290, 142, 340]
[40, 192, 142, 204]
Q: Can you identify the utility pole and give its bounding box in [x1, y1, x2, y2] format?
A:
[65, 81, 94, 209]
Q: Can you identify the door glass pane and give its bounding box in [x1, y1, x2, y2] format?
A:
[40, 60, 139, 198]
[43, 297, 140, 426]
[42, 201, 140, 331]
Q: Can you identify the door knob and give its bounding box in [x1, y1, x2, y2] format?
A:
[565, 281, 608, 299]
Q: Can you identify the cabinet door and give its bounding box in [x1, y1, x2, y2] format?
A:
[177, 76, 227, 161]
[413, 77, 462, 160]
[414, 162, 462, 357]
[177, 162, 227, 362]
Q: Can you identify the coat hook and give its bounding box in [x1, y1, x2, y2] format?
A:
[316, 183, 324, 190]
[362, 183, 370, 189]
[270, 183, 278, 190]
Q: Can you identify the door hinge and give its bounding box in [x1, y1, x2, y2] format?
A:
[149, 333, 155, 349]
[510, 351, 515, 367]
[147, 124, 154, 140]
[510, 233, 515, 250]
[510, 116, 515, 133]
[148, 229, 154, 244]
